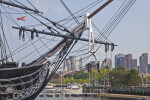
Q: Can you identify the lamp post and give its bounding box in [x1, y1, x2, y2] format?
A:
[112, 76, 114, 87]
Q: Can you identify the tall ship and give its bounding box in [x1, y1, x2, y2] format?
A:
[0, 0, 136, 99]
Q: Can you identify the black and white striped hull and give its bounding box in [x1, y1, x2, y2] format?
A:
[0, 62, 50, 100]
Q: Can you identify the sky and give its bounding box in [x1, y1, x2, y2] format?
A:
[1, 0, 150, 68]
[32, 0, 150, 67]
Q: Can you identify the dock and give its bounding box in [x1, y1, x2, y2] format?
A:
[39, 92, 150, 99]
[97, 93, 150, 100]
[83, 86, 150, 96]
[39, 93, 98, 97]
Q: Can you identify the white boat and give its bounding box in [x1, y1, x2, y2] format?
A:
[42, 84, 56, 93]
[45, 85, 56, 93]
[61, 84, 82, 94]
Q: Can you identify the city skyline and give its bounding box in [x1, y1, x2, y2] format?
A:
[114, 53, 149, 67]
[115, 53, 149, 73]
[62, 52, 149, 75]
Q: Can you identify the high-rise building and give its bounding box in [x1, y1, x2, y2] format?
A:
[79, 57, 83, 71]
[63, 61, 67, 72]
[65, 58, 71, 72]
[123, 55, 128, 68]
[131, 59, 137, 69]
[102, 58, 112, 69]
[123, 54, 132, 69]
[127, 54, 132, 69]
[122, 54, 132, 69]
[148, 64, 150, 74]
[115, 53, 137, 70]
[90, 61, 97, 69]
[139, 53, 148, 73]
[69, 56, 76, 73]
[115, 53, 125, 68]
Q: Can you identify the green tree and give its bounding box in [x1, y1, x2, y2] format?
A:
[109, 66, 142, 87]
[104, 66, 110, 86]
[109, 66, 129, 87]
[128, 69, 142, 87]
[73, 70, 88, 79]
[91, 69, 98, 86]
[95, 66, 110, 86]
[147, 77, 150, 85]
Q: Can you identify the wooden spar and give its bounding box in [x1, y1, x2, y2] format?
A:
[0, 0, 42, 14]
[12, 26, 117, 46]
[88, 0, 113, 19]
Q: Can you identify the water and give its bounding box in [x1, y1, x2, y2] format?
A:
[35, 95, 136, 100]
[35, 87, 137, 100]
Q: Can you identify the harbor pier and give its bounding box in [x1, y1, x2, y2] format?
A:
[97, 93, 150, 100]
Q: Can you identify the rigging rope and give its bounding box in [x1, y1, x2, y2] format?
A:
[1, 6, 45, 62]
[25, 0, 103, 34]
[96, 0, 135, 41]
[58, 0, 103, 25]
[60, 0, 80, 24]
[19, 37, 58, 62]
[9, 0, 90, 64]
[62, 0, 136, 70]
[73, 0, 136, 60]
[47, 27, 84, 82]
[92, 21, 112, 43]
[0, 0, 136, 72]
[0, 10, 13, 62]
[42, 0, 137, 75]
[94, 0, 136, 62]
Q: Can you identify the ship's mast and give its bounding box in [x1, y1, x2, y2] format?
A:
[88, 0, 113, 19]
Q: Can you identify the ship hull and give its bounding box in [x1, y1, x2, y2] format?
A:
[0, 62, 50, 100]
